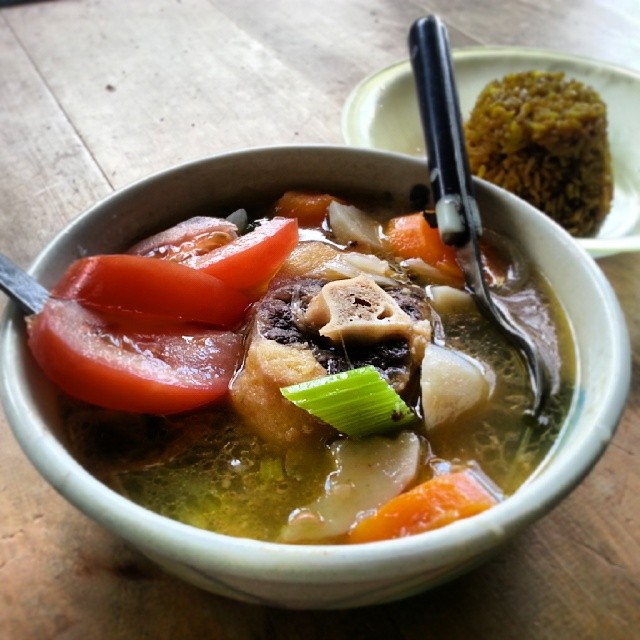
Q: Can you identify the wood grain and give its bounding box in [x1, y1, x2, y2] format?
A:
[0, 16, 110, 268]
[0, 1, 638, 638]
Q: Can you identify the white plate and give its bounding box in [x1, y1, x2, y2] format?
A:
[342, 47, 640, 258]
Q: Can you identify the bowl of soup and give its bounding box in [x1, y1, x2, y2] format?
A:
[0, 145, 630, 609]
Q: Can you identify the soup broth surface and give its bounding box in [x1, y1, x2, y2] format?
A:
[59, 192, 576, 544]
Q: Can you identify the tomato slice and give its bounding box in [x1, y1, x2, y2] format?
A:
[187, 217, 298, 292]
[132, 217, 299, 296]
[28, 299, 243, 414]
[52, 254, 250, 327]
[128, 216, 238, 261]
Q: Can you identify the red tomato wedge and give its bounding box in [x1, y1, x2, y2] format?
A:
[128, 216, 239, 261]
[187, 217, 298, 292]
[28, 299, 243, 414]
[131, 217, 299, 296]
[52, 254, 250, 327]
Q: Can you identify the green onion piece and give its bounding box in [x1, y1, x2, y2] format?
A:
[280, 365, 417, 438]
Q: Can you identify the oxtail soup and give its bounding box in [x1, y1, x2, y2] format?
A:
[26, 189, 575, 544]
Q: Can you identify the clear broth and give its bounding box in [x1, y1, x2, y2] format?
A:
[59, 198, 576, 543]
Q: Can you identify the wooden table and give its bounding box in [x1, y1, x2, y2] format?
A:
[1, 1, 638, 638]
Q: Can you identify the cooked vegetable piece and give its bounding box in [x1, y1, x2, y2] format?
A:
[280, 365, 417, 437]
[328, 201, 383, 250]
[272, 191, 340, 227]
[52, 254, 250, 327]
[421, 344, 492, 429]
[347, 470, 499, 543]
[428, 285, 475, 315]
[128, 216, 238, 260]
[28, 299, 242, 414]
[130, 216, 298, 296]
[321, 252, 398, 286]
[385, 212, 463, 281]
[387, 214, 511, 287]
[174, 217, 299, 296]
[402, 257, 465, 287]
[280, 432, 421, 543]
[277, 245, 397, 286]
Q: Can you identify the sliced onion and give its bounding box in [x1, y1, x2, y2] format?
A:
[402, 257, 463, 287]
[328, 201, 382, 251]
[322, 252, 399, 286]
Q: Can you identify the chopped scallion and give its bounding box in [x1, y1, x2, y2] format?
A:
[280, 365, 417, 438]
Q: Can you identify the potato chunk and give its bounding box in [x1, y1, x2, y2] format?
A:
[421, 344, 492, 429]
[280, 431, 421, 543]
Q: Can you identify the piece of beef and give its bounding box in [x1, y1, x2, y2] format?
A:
[230, 277, 433, 447]
[256, 278, 432, 393]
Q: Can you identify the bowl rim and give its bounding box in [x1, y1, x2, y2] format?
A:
[0, 144, 631, 583]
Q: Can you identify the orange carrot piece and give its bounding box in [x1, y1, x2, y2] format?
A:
[384, 213, 463, 280]
[347, 470, 498, 544]
[272, 191, 341, 227]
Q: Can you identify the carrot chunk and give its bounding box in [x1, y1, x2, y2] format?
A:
[347, 470, 498, 543]
[272, 191, 342, 227]
[385, 212, 464, 280]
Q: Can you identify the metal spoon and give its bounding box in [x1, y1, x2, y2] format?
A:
[0, 253, 47, 315]
[408, 15, 551, 417]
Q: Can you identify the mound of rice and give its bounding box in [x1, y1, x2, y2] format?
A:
[464, 71, 613, 237]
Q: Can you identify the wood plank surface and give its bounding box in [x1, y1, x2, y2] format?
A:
[1, 1, 639, 638]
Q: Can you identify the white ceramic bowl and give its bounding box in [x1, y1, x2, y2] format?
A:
[0, 146, 630, 609]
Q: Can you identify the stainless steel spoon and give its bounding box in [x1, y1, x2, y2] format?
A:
[408, 15, 551, 417]
[0, 253, 47, 315]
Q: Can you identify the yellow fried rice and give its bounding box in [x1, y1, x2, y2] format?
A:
[464, 71, 613, 237]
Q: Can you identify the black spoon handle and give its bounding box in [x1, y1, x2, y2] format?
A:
[408, 15, 481, 246]
[0, 253, 48, 315]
